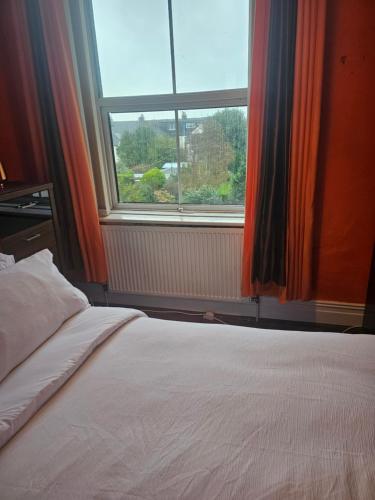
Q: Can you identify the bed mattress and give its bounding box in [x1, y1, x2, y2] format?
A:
[0, 307, 374, 499]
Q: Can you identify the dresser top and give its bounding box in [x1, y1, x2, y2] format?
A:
[0, 183, 53, 202]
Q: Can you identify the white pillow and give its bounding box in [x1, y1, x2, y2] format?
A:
[0, 253, 15, 271]
[0, 249, 89, 382]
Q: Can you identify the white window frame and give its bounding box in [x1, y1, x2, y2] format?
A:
[79, 0, 251, 215]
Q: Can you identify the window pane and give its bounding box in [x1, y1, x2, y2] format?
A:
[110, 112, 178, 203]
[172, 0, 249, 93]
[92, 0, 172, 97]
[179, 107, 247, 205]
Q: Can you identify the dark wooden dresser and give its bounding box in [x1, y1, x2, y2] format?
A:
[0, 183, 61, 263]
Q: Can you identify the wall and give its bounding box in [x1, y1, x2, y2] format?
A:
[314, 0, 375, 304]
[0, 44, 31, 181]
[0, 1, 47, 183]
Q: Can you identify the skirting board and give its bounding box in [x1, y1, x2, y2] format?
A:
[78, 283, 365, 327]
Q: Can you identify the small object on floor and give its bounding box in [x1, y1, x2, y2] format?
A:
[203, 311, 215, 321]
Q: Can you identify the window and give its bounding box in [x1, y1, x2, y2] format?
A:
[90, 0, 250, 211]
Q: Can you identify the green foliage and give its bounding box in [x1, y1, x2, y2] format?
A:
[117, 169, 144, 202]
[211, 108, 247, 203]
[117, 126, 176, 171]
[154, 189, 176, 203]
[117, 128, 152, 171]
[140, 167, 166, 190]
[115, 109, 247, 205]
[181, 109, 247, 204]
[117, 166, 176, 203]
[229, 161, 246, 203]
[187, 118, 235, 189]
[165, 173, 178, 199]
[182, 181, 234, 205]
[138, 167, 167, 202]
[153, 134, 179, 167]
[212, 108, 247, 156]
[183, 185, 222, 205]
[116, 124, 177, 203]
[117, 168, 135, 184]
[217, 182, 232, 202]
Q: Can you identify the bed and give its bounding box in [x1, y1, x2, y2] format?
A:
[0, 251, 374, 499]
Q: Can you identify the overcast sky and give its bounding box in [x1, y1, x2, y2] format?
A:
[92, 0, 249, 108]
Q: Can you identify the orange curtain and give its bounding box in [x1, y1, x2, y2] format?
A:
[286, 0, 327, 300]
[241, 0, 271, 296]
[242, 0, 327, 301]
[0, 0, 107, 283]
[38, 0, 107, 283]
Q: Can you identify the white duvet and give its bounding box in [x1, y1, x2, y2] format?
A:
[0, 307, 374, 499]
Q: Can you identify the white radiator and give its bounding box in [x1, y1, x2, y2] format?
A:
[102, 224, 243, 300]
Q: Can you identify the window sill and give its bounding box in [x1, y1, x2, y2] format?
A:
[100, 211, 244, 227]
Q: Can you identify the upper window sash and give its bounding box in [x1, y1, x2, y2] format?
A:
[90, 0, 250, 98]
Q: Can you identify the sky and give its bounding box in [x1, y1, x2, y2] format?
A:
[92, 0, 250, 102]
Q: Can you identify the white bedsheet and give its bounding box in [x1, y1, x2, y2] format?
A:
[0, 306, 145, 449]
[0, 309, 374, 499]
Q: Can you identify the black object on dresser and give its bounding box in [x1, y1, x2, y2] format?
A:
[0, 183, 61, 264]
